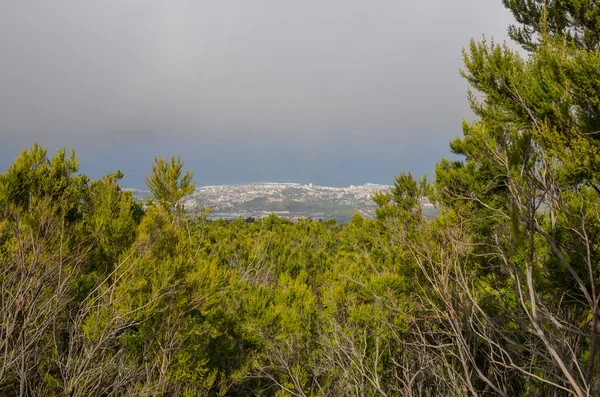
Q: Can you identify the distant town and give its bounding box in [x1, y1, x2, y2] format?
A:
[126, 183, 436, 223]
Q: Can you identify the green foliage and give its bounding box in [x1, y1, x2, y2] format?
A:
[0, 142, 87, 218]
[4, 2, 600, 395]
[145, 155, 195, 216]
[503, 0, 600, 50]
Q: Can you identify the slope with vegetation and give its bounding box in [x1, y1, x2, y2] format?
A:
[2, 1, 600, 395]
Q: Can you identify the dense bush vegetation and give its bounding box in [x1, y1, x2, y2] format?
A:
[3, 1, 600, 395]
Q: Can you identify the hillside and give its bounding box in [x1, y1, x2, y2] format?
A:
[128, 183, 437, 223]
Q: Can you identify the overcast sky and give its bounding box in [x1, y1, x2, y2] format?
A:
[0, 0, 515, 188]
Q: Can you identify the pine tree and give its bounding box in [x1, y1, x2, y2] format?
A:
[145, 155, 195, 218]
[503, 0, 600, 50]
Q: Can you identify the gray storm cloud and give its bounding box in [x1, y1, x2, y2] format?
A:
[0, 0, 515, 186]
[0, 1, 513, 140]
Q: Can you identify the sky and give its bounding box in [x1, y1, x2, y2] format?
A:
[0, 0, 516, 188]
